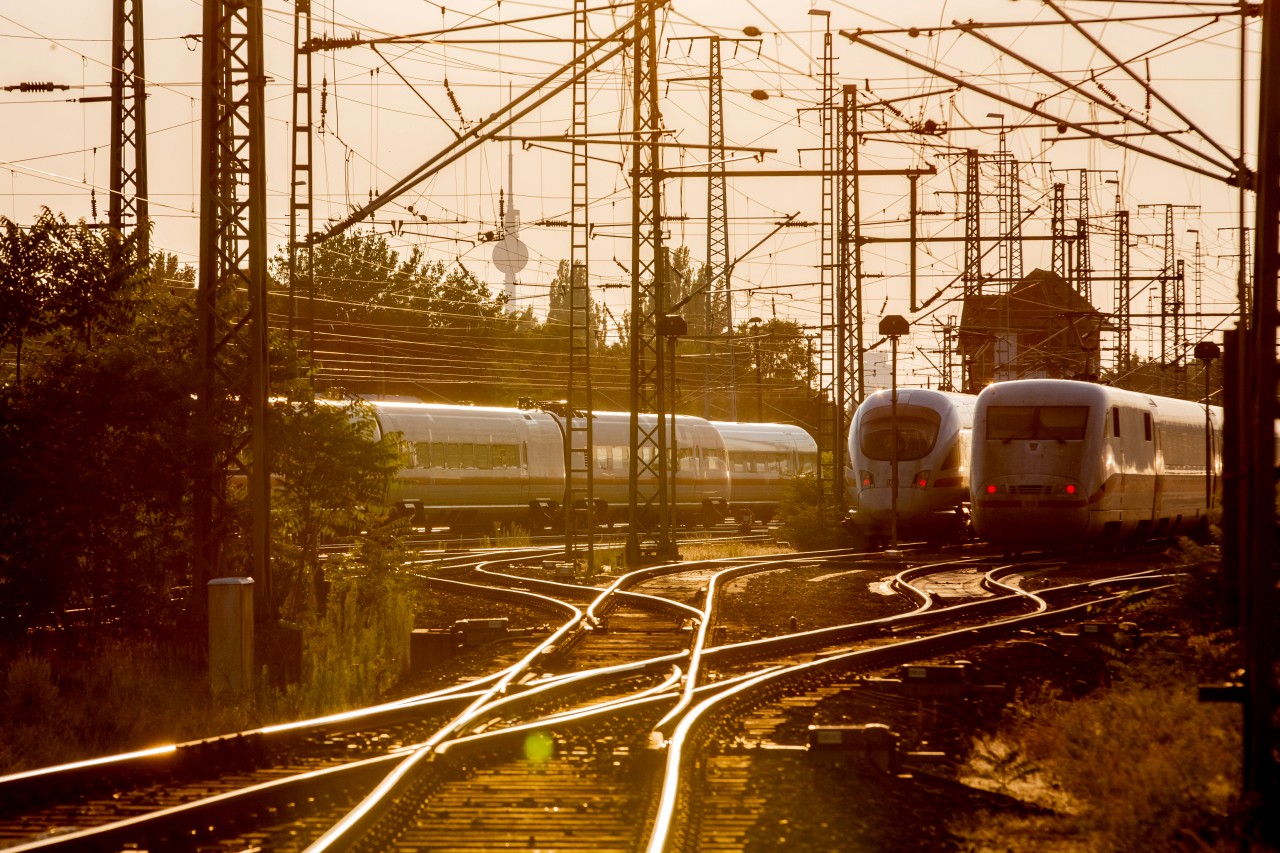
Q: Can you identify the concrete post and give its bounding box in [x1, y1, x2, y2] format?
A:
[209, 577, 254, 695]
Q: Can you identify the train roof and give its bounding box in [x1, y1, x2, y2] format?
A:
[855, 387, 978, 419]
[974, 379, 1218, 420]
[710, 421, 818, 450]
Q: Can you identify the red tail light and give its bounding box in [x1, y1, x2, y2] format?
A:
[985, 483, 997, 494]
[1064, 483, 1077, 495]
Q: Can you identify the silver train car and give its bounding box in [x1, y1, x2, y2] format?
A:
[711, 421, 819, 529]
[845, 388, 977, 545]
[567, 411, 731, 529]
[970, 379, 1222, 546]
[365, 401, 809, 533]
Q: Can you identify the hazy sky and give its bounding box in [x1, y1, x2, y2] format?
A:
[0, 1, 1258, 386]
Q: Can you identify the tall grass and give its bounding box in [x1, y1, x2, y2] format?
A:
[0, 543, 416, 775]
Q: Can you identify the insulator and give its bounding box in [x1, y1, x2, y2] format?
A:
[90, 187, 97, 219]
[320, 76, 328, 118]
[1091, 72, 1118, 103]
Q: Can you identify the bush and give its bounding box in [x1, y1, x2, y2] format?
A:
[775, 474, 851, 550]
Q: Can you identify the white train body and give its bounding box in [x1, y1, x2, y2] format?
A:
[364, 401, 805, 532]
[569, 412, 732, 528]
[846, 388, 977, 542]
[369, 402, 564, 530]
[970, 379, 1221, 545]
[711, 421, 819, 527]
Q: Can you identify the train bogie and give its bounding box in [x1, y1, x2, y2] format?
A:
[970, 379, 1221, 547]
[845, 388, 977, 544]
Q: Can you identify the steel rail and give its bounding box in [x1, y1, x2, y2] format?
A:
[645, 579, 1172, 852]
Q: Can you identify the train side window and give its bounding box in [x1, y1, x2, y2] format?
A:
[1112, 408, 1121, 438]
[1143, 412, 1153, 441]
[799, 452, 817, 474]
[703, 448, 726, 472]
[595, 446, 611, 471]
[475, 444, 491, 470]
[443, 443, 461, 469]
[414, 442, 431, 468]
[779, 454, 794, 475]
[493, 444, 517, 469]
[521, 441, 528, 468]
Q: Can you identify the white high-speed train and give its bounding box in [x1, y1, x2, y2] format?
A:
[362, 400, 814, 533]
[844, 388, 977, 545]
[712, 421, 819, 530]
[970, 379, 1221, 546]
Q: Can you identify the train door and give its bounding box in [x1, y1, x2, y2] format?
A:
[1144, 406, 1161, 528]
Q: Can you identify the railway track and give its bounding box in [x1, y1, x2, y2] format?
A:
[0, 543, 1176, 852]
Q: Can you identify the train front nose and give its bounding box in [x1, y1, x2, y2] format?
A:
[972, 476, 1088, 544]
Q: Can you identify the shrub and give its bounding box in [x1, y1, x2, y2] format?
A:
[775, 474, 850, 550]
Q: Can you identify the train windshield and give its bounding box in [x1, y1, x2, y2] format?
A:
[986, 405, 1089, 441]
[859, 404, 942, 461]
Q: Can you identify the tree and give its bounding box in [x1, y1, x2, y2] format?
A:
[0, 279, 194, 642]
[269, 398, 401, 620]
[270, 229, 509, 328]
[0, 209, 149, 385]
[737, 317, 813, 389]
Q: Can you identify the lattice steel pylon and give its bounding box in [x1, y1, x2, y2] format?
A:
[625, 0, 675, 565]
[963, 148, 982, 299]
[1051, 182, 1067, 278]
[705, 36, 729, 419]
[1114, 207, 1131, 374]
[109, 0, 148, 256]
[1076, 170, 1092, 303]
[815, 26, 837, 508]
[834, 84, 861, 513]
[194, 0, 272, 622]
[995, 130, 1022, 285]
[566, 0, 595, 570]
[1140, 202, 1198, 386]
[288, 0, 315, 355]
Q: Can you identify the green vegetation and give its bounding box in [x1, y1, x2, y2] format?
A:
[774, 474, 851, 551]
[955, 538, 1248, 851]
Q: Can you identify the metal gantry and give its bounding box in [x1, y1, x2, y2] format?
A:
[625, 0, 675, 564]
[566, 0, 595, 570]
[1114, 207, 1132, 374]
[1051, 182, 1067, 278]
[834, 84, 861, 513]
[816, 25, 838, 507]
[705, 36, 730, 419]
[1076, 170, 1091, 303]
[109, 0, 148, 256]
[963, 148, 982, 297]
[288, 0, 315, 355]
[995, 129, 1022, 286]
[194, 0, 272, 622]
